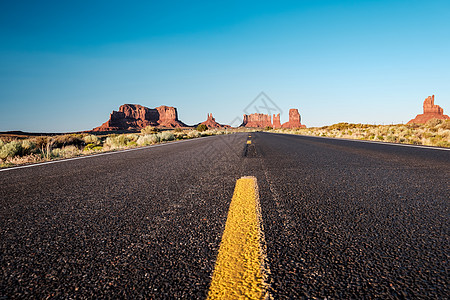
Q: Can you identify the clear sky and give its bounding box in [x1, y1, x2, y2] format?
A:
[1, 0, 449, 132]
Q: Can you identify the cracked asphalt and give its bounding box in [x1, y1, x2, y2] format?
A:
[1, 132, 448, 298]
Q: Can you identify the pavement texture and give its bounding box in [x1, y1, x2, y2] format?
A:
[1, 132, 449, 298]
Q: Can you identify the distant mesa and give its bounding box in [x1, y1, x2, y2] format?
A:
[197, 113, 231, 129]
[91, 104, 307, 132]
[241, 113, 272, 128]
[92, 104, 187, 132]
[281, 109, 306, 129]
[407, 95, 449, 124]
[241, 108, 306, 129]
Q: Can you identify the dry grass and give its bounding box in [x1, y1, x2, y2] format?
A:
[268, 119, 450, 148]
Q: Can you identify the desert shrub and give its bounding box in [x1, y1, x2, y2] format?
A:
[52, 134, 84, 148]
[408, 123, 421, 129]
[196, 124, 208, 132]
[173, 128, 183, 133]
[0, 141, 23, 159]
[435, 140, 450, 147]
[4, 154, 42, 165]
[187, 131, 201, 138]
[33, 136, 50, 149]
[51, 145, 80, 158]
[426, 118, 443, 128]
[21, 140, 37, 155]
[141, 126, 159, 134]
[137, 134, 160, 146]
[67, 146, 79, 156]
[157, 131, 175, 141]
[437, 120, 450, 130]
[104, 134, 139, 149]
[0, 140, 4, 148]
[84, 143, 103, 151]
[105, 135, 129, 149]
[264, 126, 273, 131]
[50, 148, 62, 157]
[128, 134, 140, 140]
[422, 132, 433, 138]
[174, 132, 186, 140]
[328, 123, 371, 131]
[200, 130, 215, 136]
[83, 134, 100, 145]
[386, 135, 397, 142]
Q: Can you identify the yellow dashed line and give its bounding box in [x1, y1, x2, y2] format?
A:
[247, 140, 252, 144]
[207, 176, 267, 300]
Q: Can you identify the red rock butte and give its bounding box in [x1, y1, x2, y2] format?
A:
[92, 104, 187, 131]
[241, 108, 306, 129]
[197, 113, 231, 129]
[407, 95, 449, 124]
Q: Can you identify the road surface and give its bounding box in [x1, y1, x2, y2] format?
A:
[1, 132, 449, 298]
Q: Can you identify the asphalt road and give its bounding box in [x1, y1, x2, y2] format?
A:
[1, 132, 449, 298]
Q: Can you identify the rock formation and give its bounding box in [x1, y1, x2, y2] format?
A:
[273, 114, 281, 128]
[241, 113, 273, 128]
[197, 113, 231, 129]
[282, 109, 306, 128]
[407, 95, 449, 124]
[241, 108, 306, 128]
[92, 104, 187, 131]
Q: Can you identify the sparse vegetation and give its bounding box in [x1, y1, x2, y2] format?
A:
[84, 143, 103, 152]
[51, 145, 81, 158]
[0, 141, 23, 160]
[137, 134, 160, 146]
[187, 131, 201, 138]
[157, 131, 175, 141]
[83, 134, 100, 145]
[141, 126, 159, 134]
[197, 124, 208, 132]
[104, 134, 139, 149]
[0, 128, 234, 168]
[267, 119, 450, 148]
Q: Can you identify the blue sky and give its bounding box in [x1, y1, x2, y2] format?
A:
[1, 0, 449, 132]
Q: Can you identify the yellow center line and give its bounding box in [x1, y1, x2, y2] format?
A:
[207, 176, 268, 300]
[247, 140, 252, 144]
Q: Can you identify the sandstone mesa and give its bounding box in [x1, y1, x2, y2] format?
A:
[241, 108, 306, 129]
[93, 104, 187, 131]
[407, 95, 449, 124]
[92, 104, 307, 131]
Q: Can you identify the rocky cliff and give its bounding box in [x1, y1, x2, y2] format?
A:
[407, 95, 449, 124]
[197, 113, 231, 129]
[241, 113, 273, 128]
[92, 104, 187, 131]
[241, 108, 306, 128]
[282, 109, 306, 128]
[273, 114, 282, 128]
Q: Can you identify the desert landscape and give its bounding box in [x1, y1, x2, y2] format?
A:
[1, 1, 449, 299]
[1, 95, 449, 168]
